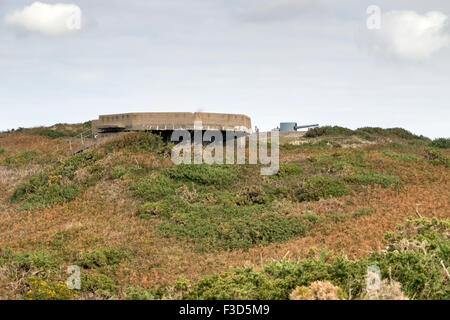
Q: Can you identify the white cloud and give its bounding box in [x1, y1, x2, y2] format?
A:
[4, 2, 83, 36]
[369, 10, 450, 62]
[238, 0, 317, 23]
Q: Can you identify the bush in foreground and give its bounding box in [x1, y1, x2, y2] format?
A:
[184, 217, 449, 300]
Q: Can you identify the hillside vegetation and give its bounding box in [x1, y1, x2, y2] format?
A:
[0, 125, 448, 300]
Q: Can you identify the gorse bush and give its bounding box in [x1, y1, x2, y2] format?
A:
[25, 277, 78, 300]
[362, 128, 428, 141]
[123, 286, 166, 300]
[0, 250, 62, 273]
[0, 247, 123, 299]
[104, 132, 165, 153]
[305, 126, 430, 142]
[30, 128, 72, 139]
[430, 138, 450, 149]
[185, 217, 449, 300]
[310, 151, 373, 173]
[382, 150, 419, 162]
[372, 218, 450, 300]
[52, 150, 101, 179]
[2, 150, 42, 168]
[277, 162, 303, 177]
[235, 185, 268, 205]
[184, 254, 369, 300]
[81, 272, 118, 296]
[305, 126, 354, 138]
[295, 176, 348, 202]
[16, 182, 79, 211]
[165, 163, 239, 187]
[75, 247, 130, 270]
[131, 174, 179, 202]
[11, 150, 102, 210]
[22, 123, 92, 139]
[381, 128, 429, 141]
[343, 172, 400, 188]
[280, 141, 330, 151]
[310, 155, 355, 174]
[184, 267, 281, 300]
[158, 203, 314, 251]
[423, 148, 449, 167]
[110, 166, 133, 179]
[138, 202, 171, 219]
[355, 127, 429, 141]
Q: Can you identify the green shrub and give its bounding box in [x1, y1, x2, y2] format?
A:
[166, 164, 239, 187]
[184, 267, 280, 300]
[20, 183, 79, 211]
[186, 217, 449, 300]
[301, 212, 324, 223]
[3, 150, 41, 168]
[25, 277, 78, 300]
[383, 128, 429, 141]
[184, 219, 450, 300]
[131, 174, 179, 202]
[305, 126, 354, 138]
[280, 141, 329, 151]
[430, 138, 450, 149]
[30, 128, 71, 139]
[110, 166, 133, 179]
[355, 127, 429, 141]
[0, 148, 5, 156]
[295, 176, 348, 201]
[424, 148, 449, 167]
[343, 172, 400, 188]
[104, 132, 165, 153]
[81, 272, 118, 295]
[382, 151, 419, 162]
[354, 127, 385, 137]
[310, 155, 355, 173]
[11, 150, 103, 210]
[263, 185, 292, 202]
[138, 202, 171, 219]
[11, 173, 79, 210]
[158, 204, 313, 251]
[277, 162, 303, 177]
[185, 254, 367, 300]
[3, 250, 61, 272]
[75, 248, 130, 269]
[123, 286, 166, 300]
[53, 150, 102, 179]
[235, 186, 268, 205]
[18, 124, 91, 139]
[86, 164, 105, 186]
[373, 218, 450, 300]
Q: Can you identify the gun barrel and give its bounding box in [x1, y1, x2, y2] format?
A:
[295, 124, 319, 130]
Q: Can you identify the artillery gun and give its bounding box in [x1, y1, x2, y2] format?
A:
[277, 122, 319, 132]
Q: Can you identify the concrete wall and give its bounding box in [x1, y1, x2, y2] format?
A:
[92, 112, 252, 135]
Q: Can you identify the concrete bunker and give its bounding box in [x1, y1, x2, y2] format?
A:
[92, 112, 252, 140]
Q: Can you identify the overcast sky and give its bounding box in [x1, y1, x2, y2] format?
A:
[1, 0, 449, 138]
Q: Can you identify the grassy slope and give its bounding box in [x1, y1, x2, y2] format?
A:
[0, 125, 448, 299]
